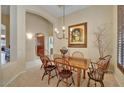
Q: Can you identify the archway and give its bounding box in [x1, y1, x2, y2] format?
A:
[25, 10, 54, 69]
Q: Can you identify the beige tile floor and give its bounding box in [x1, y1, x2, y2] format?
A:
[7, 66, 119, 87]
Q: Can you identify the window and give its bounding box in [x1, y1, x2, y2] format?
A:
[117, 5, 124, 74]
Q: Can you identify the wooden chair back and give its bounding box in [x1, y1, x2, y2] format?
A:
[72, 51, 84, 59]
[39, 55, 52, 67]
[97, 55, 112, 71]
[54, 58, 72, 73]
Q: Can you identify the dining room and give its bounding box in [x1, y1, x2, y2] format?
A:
[0, 5, 123, 87]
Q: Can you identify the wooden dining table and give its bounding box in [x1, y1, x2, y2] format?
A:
[48, 54, 90, 87]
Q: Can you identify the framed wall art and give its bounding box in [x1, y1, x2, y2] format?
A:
[68, 22, 87, 48]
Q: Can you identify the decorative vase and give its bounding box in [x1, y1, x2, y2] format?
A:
[60, 47, 68, 57]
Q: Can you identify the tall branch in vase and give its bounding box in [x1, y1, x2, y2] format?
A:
[94, 23, 112, 58]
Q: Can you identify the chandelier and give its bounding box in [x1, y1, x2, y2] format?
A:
[54, 5, 68, 40]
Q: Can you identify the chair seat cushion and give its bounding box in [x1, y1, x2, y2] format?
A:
[59, 70, 72, 78]
[44, 65, 56, 71]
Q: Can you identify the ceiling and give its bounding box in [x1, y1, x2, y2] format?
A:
[1, 5, 91, 17]
[40, 5, 91, 17]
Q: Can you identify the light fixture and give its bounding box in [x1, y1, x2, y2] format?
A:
[26, 32, 44, 40]
[54, 5, 68, 40]
[26, 33, 33, 40]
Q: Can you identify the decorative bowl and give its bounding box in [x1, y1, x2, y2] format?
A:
[60, 47, 68, 55]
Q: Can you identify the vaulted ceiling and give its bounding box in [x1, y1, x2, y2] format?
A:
[40, 5, 91, 17]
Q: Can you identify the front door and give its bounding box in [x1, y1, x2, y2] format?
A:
[36, 34, 44, 56]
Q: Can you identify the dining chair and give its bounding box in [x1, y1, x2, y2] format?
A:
[39, 49, 49, 69]
[72, 51, 84, 59]
[39, 55, 58, 85]
[87, 55, 112, 87]
[54, 58, 75, 87]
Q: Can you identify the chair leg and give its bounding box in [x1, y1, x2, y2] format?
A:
[48, 72, 51, 85]
[57, 79, 62, 87]
[40, 64, 43, 69]
[95, 81, 97, 87]
[72, 76, 75, 85]
[68, 82, 72, 87]
[87, 78, 90, 87]
[100, 81, 104, 87]
[42, 71, 47, 80]
[55, 69, 58, 78]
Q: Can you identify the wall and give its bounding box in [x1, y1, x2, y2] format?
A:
[26, 12, 53, 62]
[1, 14, 10, 48]
[54, 6, 113, 65]
[10, 5, 17, 61]
[113, 6, 124, 87]
[0, 5, 3, 86]
[0, 68, 2, 86]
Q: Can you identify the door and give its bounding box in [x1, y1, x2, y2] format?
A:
[36, 35, 44, 56]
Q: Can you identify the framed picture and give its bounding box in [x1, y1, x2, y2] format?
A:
[68, 22, 87, 48]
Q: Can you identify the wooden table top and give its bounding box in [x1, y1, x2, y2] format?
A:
[49, 54, 90, 70]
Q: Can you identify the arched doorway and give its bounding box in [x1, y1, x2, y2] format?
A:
[25, 11, 54, 68]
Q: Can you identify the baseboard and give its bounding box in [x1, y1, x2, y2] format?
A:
[3, 71, 26, 87]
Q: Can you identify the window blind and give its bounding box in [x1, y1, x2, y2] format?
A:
[117, 5, 124, 74]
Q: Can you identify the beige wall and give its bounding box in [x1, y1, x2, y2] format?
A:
[26, 12, 53, 62]
[54, 6, 113, 66]
[0, 5, 3, 86]
[10, 5, 17, 61]
[113, 6, 124, 87]
[1, 14, 10, 48]
[0, 68, 2, 86]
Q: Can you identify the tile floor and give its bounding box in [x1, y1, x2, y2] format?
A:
[7, 64, 119, 87]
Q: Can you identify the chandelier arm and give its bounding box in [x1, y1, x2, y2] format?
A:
[63, 6, 65, 27]
[63, 30, 65, 38]
[55, 32, 68, 40]
[54, 5, 68, 40]
[55, 32, 63, 39]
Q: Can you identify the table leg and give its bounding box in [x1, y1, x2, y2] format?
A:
[77, 69, 81, 87]
[83, 69, 86, 79]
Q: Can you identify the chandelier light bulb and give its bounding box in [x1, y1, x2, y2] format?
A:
[62, 26, 65, 30]
[54, 28, 58, 31]
[55, 28, 59, 34]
